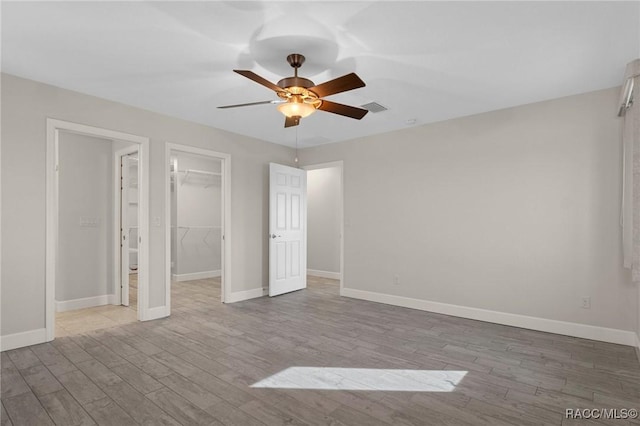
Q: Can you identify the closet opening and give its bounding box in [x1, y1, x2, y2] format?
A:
[303, 161, 344, 296]
[165, 144, 231, 311]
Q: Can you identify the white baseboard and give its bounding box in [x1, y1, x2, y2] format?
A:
[226, 287, 268, 303]
[55, 294, 117, 313]
[635, 333, 640, 362]
[143, 305, 169, 321]
[0, 328, 47, 352]
[307, 269, 341, 280]
[342, 288, 638, 347]
[172, 270, 220, 282]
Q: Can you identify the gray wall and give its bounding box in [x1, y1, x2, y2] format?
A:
[307, 167, 341, 274]
[1, 73, 294, 336]
[57, 132, 114, 302]
[300, 87, 637, 332]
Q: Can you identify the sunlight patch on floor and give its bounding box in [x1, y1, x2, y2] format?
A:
[251, 367, 467, 392]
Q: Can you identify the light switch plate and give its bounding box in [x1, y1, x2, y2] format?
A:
[79, 217, 100, 227]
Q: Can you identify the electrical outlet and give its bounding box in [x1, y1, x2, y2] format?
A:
[394, 275, 400, 286]
[581, 297, 591, 309]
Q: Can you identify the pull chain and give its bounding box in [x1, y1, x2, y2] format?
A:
[294, 127, 299, 165]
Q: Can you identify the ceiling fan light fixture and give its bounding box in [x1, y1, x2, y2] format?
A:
[222, 53, 368, 128]
[277, 96, 316, 118]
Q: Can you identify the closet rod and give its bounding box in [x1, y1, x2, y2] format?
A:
[178, 169, 221, 176]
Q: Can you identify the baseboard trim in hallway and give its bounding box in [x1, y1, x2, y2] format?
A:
[55, 294, 117, 312]
[342, 287, 637, 347]
[172, 270, 221, 281]
[307, 269, 341, 280]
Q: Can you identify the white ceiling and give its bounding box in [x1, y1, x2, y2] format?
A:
[2, 1, 639, 148]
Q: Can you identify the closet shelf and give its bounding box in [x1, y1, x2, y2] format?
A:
[178, 169, 221, 187]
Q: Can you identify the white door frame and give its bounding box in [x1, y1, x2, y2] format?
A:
[302, 161, 345, 294]
[46, 119, 150, 341]
[114, 147, 139, 308]
[165, 143, 231, 306]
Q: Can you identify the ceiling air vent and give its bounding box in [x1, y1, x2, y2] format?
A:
[361, 102, 388, 113]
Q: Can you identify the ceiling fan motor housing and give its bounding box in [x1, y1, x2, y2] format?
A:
[277, 76, 315, 91]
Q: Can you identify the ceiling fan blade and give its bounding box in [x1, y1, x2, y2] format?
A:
[284, 116, 300, 128]
[217, 100, 281, 109]
[309, 73, 366, 98]
[318, 100, 368, 120]
[234, 70, 282, 92]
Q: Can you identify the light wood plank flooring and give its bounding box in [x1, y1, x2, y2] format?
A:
[2, 276, 639, 425]
[55, 274, 139, 337]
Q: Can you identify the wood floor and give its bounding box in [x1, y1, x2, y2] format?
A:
[2, 276, 639, 425]
[55, 274, 138, 337]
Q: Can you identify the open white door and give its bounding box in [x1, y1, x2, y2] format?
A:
[269, 163, 307, 296]
[120, 154, 138, 306]
[120, 155, 130, 306]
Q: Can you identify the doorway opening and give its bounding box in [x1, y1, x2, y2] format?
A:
[45, 119, 148, 341]
[46, 119, 150, 341]
[165, 144, 231, 310]
[303, 161, 344, 296]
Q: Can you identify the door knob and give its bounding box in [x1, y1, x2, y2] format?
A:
[271, 234, 282, 239]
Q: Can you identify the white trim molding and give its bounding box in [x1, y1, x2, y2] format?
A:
[55, 294, 117, 313]
[172, 270, 221, 282]
[227, 287, 268, 303]
[1, 329, 47, 352]
[307, 269, 341, 280]
[342, 288, 638, 347]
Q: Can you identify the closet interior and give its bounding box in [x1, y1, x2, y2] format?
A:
[170, 152, 222, 292]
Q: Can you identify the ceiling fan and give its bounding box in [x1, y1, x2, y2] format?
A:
[218, 53, 368, 128]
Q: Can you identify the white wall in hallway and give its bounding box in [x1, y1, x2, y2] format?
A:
[57, 132, 114, 303]
[307, 167, 341, 274]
